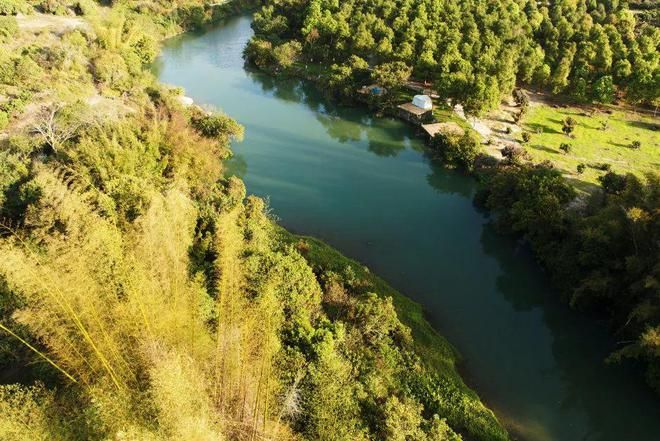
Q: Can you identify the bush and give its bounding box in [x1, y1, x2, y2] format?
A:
[593, 162, 611, 171]
[598, 171, 627, 194]
[39, 0, 69, 15]
[631, 140, 641, 150]
[191, 112, 244, 143]
[559, 143, 572, 154]
[562, 116, 577, 136]
[93, 51, 129, 91]
[0, 0, 30, 15]
[501, 144, 530, 163]
[521, 132, 531, 143]
[73, 0, 95, 16]
[576, 163, 586, 174]
[0, 110, 8, 130]
[0, 16, 17, 42]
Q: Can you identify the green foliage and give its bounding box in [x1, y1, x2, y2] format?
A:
[0, 0, 30, 15]
[478, 166, 660, 395]
[191, 111, 245, 143]
[249, 0, 660, 111]
[562, 116, 577, 136]
[0, 15, 17, 43]
[371, 61, 412, 92]
[559, 143, 572, 154]
[431, 131, 481, 171]
[521, 132, 531, 143]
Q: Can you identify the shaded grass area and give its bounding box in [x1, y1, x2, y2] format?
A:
[521, 105, 659, 191]
[278, 228, 508, 441]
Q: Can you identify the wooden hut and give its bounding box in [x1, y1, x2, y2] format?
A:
[420, 122, 464, 141]
[397, 99, 433, 125]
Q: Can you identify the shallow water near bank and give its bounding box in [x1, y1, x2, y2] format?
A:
[154, 14, 660, 441]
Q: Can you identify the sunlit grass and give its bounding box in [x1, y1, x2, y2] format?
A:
[521, 105, 659, 191]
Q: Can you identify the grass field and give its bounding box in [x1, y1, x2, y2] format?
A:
[521, 105, 659, 190]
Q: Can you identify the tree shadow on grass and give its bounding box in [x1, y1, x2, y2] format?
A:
[627, 120, 660, 132]
[530, 144, 559, 154]
[526, 122, 562, 134]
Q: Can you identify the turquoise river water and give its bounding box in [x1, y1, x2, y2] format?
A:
[154, 13, 660, 441]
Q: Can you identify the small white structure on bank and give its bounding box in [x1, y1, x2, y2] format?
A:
[398, 94, 433, 125]
[177, 95, 194, 107]
[412, 94, 433, 110]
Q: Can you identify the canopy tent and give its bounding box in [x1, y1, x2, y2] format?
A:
[412, 95, 433, 110]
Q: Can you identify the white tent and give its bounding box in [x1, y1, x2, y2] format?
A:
[412, 95, 433, 111]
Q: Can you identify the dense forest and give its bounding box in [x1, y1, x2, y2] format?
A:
[0, 1, 512, 440]
[245, 0, 660, 394]
[247, 0, 659, 115]
[475, 165, 660, 393]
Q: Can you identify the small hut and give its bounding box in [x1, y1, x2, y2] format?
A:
[397, 95, 433, 125]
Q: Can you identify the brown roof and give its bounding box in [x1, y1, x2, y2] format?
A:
[397, 102, 430, 116]
[421, 122, 465, 138]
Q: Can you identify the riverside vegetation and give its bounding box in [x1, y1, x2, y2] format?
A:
[0, 1, 511, 440]
[244, 0, 660, 395]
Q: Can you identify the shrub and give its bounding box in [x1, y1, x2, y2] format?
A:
[598, 171, 627, 194]
[501, 144, 529, 163]
[559, 143, 572, 154]
[73, 0, 95, 16]
[576, 163, 586, 174]
[0, 0, 30, 15]
[0, 110, 8, 130]
[93, 51, 130, 91]
[39, 0, 69, 15]
[0, 15, 17, 43]
[191, 112, 244, 143]
[521, 132, 531, 143]
[593, 162, 611, 171]
[631, 140, 641, 150]
[562, 116, 576, 136]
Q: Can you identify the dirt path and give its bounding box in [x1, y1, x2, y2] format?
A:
[16, 13, 89, 34]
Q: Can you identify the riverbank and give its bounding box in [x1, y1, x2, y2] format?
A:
[243, 23, 660, 399]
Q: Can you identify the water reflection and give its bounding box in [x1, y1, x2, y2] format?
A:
[479, 222, 660, 441]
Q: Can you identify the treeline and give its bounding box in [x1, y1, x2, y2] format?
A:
[247, 0, 659, 115]
[0, 1, 509, 440]
[474, 163, 660, 393]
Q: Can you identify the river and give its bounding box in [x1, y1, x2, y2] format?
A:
[153, 13, 660, 441]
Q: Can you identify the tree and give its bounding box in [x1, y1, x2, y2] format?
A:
[562, 117, 577, 136]
[560, 143, 572, 154]
[31, 103, 84, 152]
[577, 163, 586, 174]
[371, 61, 412, 92]
[431, 131, 481, 170]
[273, 41, 302, 69]
[591, 75, 615, 104]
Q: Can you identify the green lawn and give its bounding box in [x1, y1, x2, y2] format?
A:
[521, 105, 659, 191]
